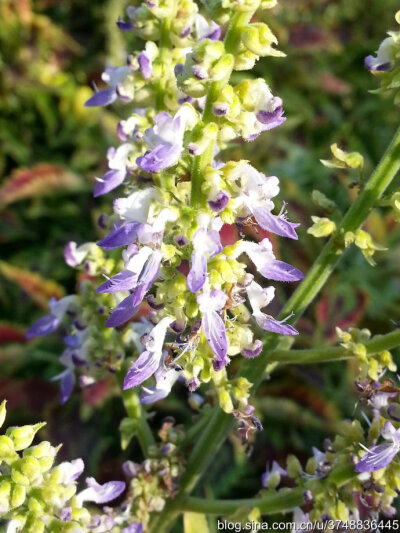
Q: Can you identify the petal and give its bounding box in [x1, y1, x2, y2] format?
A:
[140, 386, 169, 404]
[26, 314, 60, 339]
[187, 252, 207, 293]
[122, 524, 143, 533]
[138, 51, 152, 79]
[138, 251, 162, 289]
[84, 88, 117, 107]
[80, 478, 126, 504]
[96, 270, 139, 294]
[253, 207, 299, 240]
[355, 443, 399, 473]
[105, 288, 146, 328]
[94, 169, 126, 197]
[202, 310, 228, 360]
[208, 190, 230, 212]
[259, 259, 304, 282]
[98, 222, 141, 250]
[242, 339, 263, 358]
[123, 350, 158, 389]
[255, 312, 298, 336]
[60, 371, 75, 405]
[136, 143, 181, 172]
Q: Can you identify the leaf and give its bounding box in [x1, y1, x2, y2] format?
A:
[0, 164, 83, 208]
[183, 513, 210, 533]
[0, 261, 65, 309]
[0, 322, 27, 345]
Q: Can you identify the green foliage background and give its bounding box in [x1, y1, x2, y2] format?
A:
[1, 0, 400, 526]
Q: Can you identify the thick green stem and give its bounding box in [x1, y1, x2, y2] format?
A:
[181, 464, 356, 515]
[270, 328, 400, 364]
[152, 124, 400, 532]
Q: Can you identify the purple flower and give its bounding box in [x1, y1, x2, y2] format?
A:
[138, 51, 152, 79]
[77, 477, 126, 504]
[355, 422, 400, 473]
[241, 339, 263, 358]
[98, 222, 141, 250]
[122, 524, 143, 533]
[247, 281, 298, 336]
[140, 365, 180, 404]
[85, 66, 132, 107]
[234, 239, 304, 282]
[136, 106, 195, 172]
[187, 228, 222, 293]
[94, 143, 134, 197]
[229, 162, 299, 240]
[262, 461, 287, 488]
[117, 17, 134, 32]
[252, 205, 300, 240]
[26, 296, 77, 339]
[64, 242, 93, 268]
[364, 37, 394, 72]
[194, 14, 221, 41]
[123, 317, 173, 389]
[197, 287, 229, 367]
[208, 190, 230, 212]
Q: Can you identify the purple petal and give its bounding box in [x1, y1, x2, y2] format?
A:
[253, 207, 299, 240]
[208, 191, 230, 212]
[122, 524, 143, 533]
[355, 443, 398, 473]
[94, 169, 126, 197]
[123, 350, 158, 389]
[212, 355, 230, 371]
[60, 371, 75, 405]
[85, 88, 117, 107]
[259, 260, 304, 282]
[26, 314, 60, 339]
[256, 107, 286, 130]
[202, 310, 228, 360]
[117, 18, 134, 32]
[364, 55, 391, 72]
[140, 386, 169, 404]
[105, 287, 146, 328]
[138, 51, 152, 79]
[96, 270, 139, 294]
[85, 478, 126, 504]
[98, 222, 141, 250]
[138, 252, 161, 289]
[136, 143, 181, 172]
[255, 313, 298, 336]
[187, 252, 207, 293]
[242, 339, 263, 358]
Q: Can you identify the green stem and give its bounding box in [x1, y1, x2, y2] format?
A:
[152, 124, 400, 532]
[270, 328, 400, 364]
[118, 367, 155, 456]
[181, 464, 356, 515]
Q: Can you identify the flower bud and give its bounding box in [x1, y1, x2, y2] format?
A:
[10, 484, 26, 508]
[307, 216, 336, 238]
[0, 400, 7, 429]
[219, 389, 234, 413]
[7, 423, 46, 451]
[242, 23, 282, 57]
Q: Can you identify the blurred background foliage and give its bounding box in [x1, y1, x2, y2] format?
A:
[1, 0, 400, 526]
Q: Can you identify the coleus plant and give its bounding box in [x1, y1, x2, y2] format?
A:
[7, 1, 400, 531]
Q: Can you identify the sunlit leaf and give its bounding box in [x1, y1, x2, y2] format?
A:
[0, 261, 65, 309]
[0, 164, 83, 208]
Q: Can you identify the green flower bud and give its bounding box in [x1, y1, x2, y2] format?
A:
[209, 54, 234, 81]
[242, 23, 283, 57]
[10, 484, 26, 508]
[7, 423, 46, 451]
[307, 216, 336, 238]
[0, 435, 15, 458]
[321, 143, 364, 170]
[0, 480, 11, 513]
[218, 389, 233, 413]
